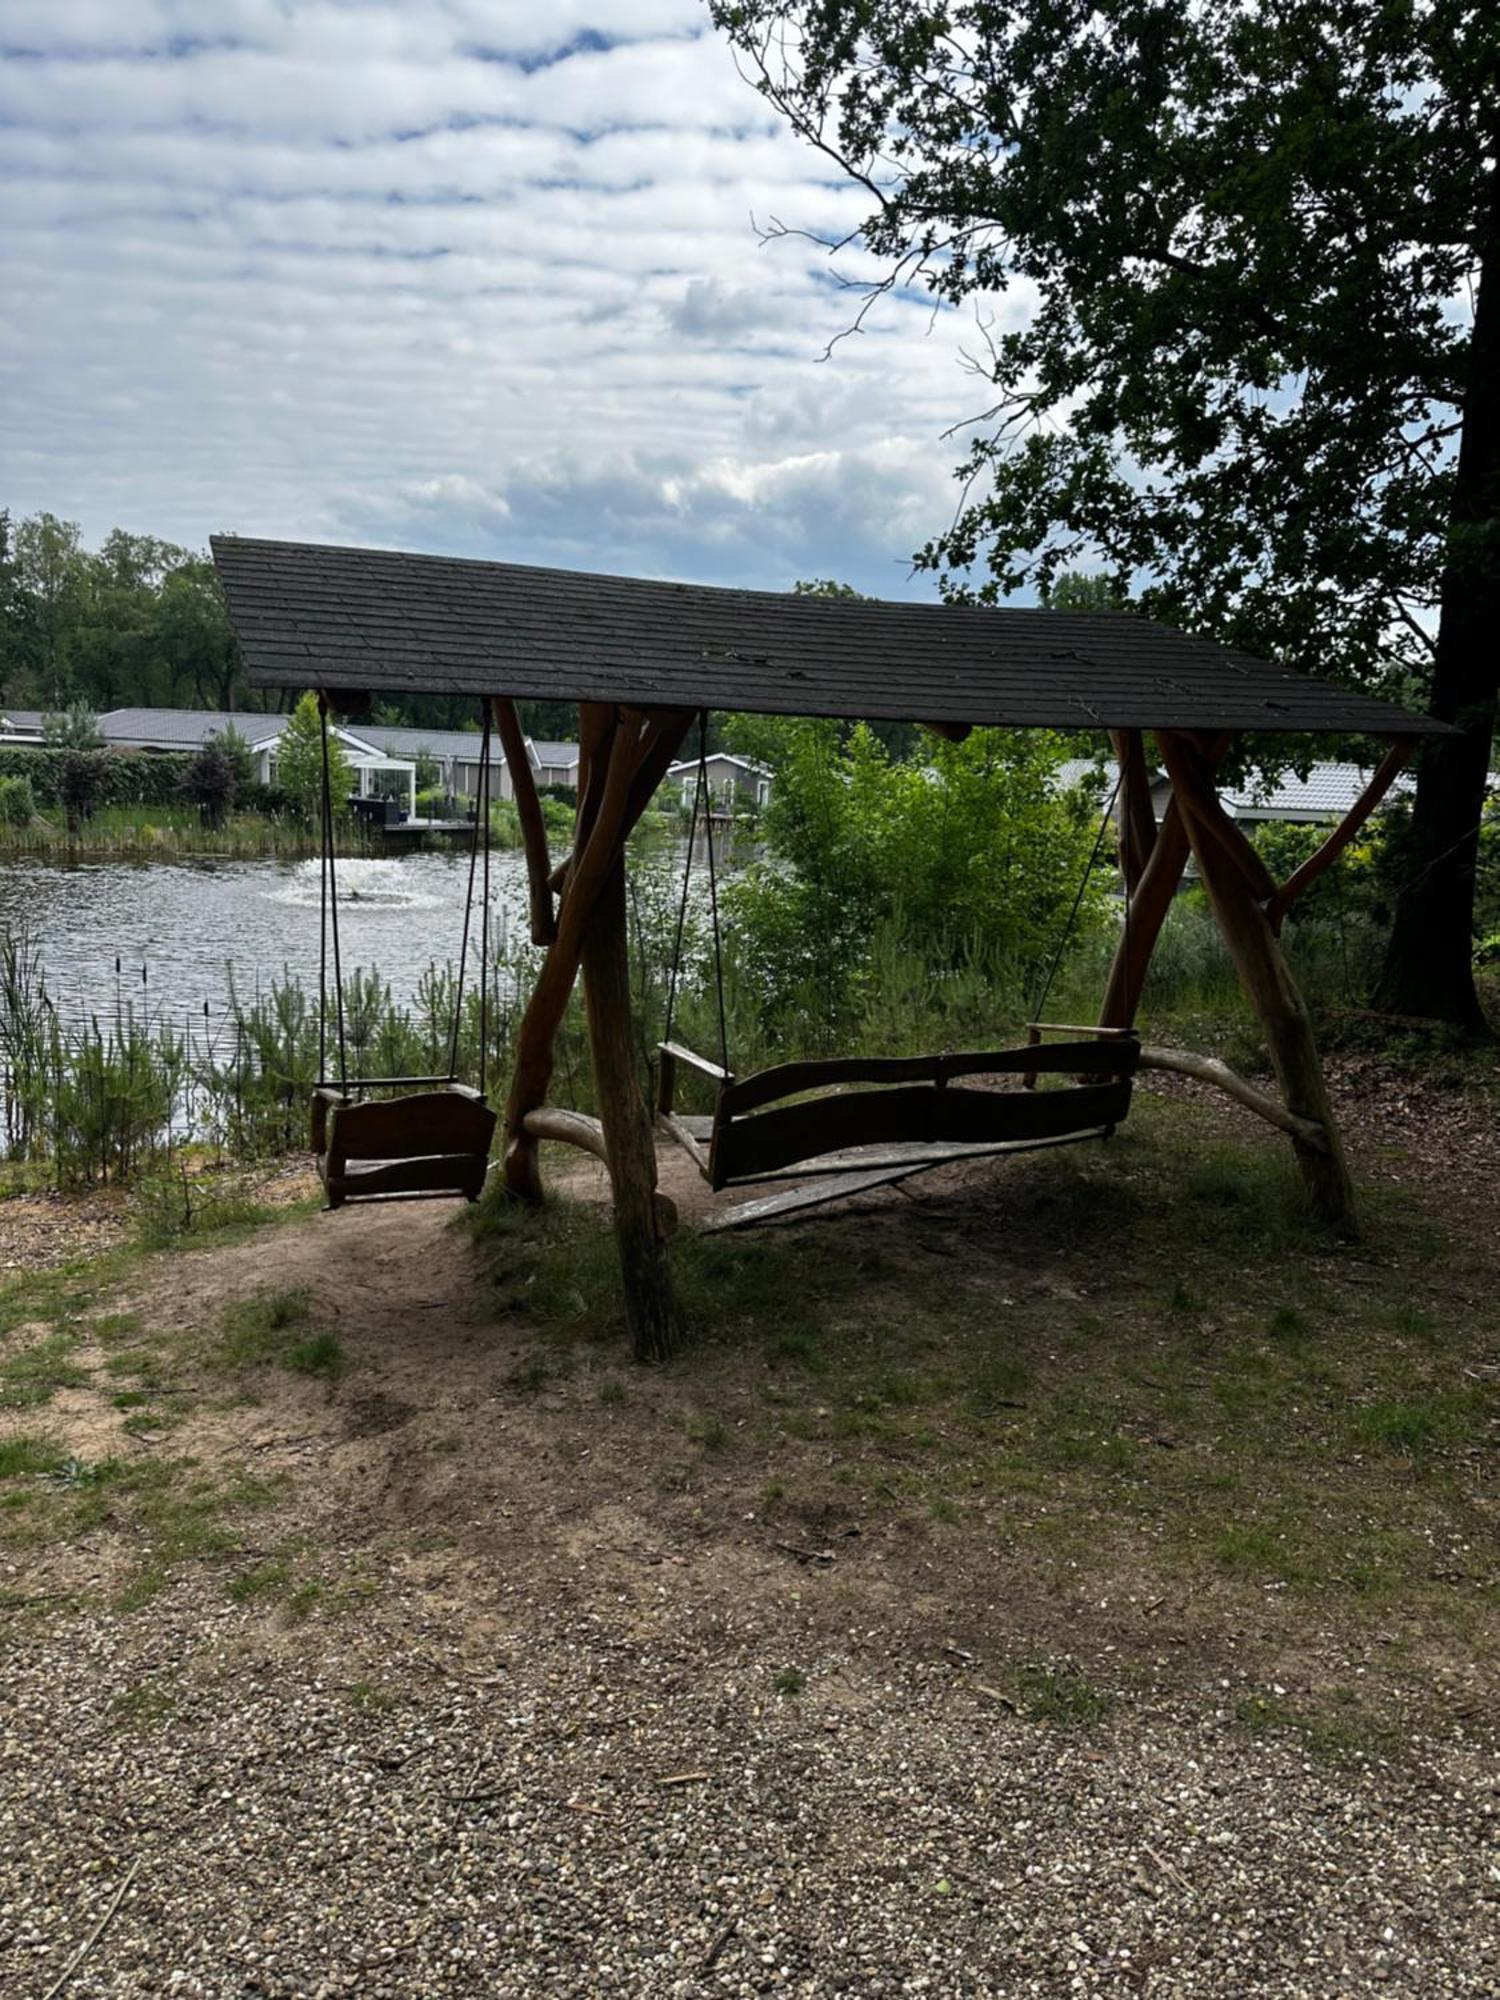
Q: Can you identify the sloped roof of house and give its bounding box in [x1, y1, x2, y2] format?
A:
[212, 537, 1448, 739]
[1057, 756, 1422, 820]
[99, 706, 285, 749]
[1221, 761, 1418, 819]
[347, 722, 504, 766]
[666, 752, 772, 778]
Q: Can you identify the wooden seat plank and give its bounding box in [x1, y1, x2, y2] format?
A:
[702, 1163, 927, 1232]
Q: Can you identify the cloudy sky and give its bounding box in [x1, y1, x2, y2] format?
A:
[0, 1, 1012, 597]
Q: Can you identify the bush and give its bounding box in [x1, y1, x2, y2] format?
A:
[721, 719, 1107, 1031]
[208, 724, 258, 792]
[42, 702, 103, 750]
[540, 795, 574, 840]
[0, 775, 35, 826]
[489, 798, 522, 848]
[58, 749, 108, 832]
[240, 781, 290, 817]
[181, 744, 238, 827]
[0, 746, 195, 809]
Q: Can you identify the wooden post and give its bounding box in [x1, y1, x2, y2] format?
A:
[583, 853, 679, 1361]
[498, 702, 693, 1335]
[490, 697, 555, 945]
[1099, 796, 1193, 1029]
[1157, 732, 1357, 1233]
[1109, 728, 1158, 893]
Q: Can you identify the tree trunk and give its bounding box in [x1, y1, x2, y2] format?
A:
[582, 854, 679, 1362]
[1375, 159, 1500, 1033]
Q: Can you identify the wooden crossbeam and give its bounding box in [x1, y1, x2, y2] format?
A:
[1264, 740, 1414, 929]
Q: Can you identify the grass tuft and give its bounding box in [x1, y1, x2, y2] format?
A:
[218, 1288, 342, 1378]
[1012, 1661, 1112, 1727]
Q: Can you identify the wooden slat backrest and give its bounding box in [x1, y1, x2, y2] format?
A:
[324, 1154, 489, 1202]
[326, 1089, 497, 1165]
[719, 1038, 1138, 1119]
[711, 1076, 1134, 1189]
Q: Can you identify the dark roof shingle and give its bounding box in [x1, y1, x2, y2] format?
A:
[212, 537, 1447, 739]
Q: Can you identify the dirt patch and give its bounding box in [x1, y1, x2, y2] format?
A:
[0, 1183, 131, 1272]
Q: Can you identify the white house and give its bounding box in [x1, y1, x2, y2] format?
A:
[665, 751, 773, 813]
[92, 708, 419, 819]
[0, 709, 46, 745]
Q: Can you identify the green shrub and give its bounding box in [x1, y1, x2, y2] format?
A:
[0, 746, 196, 809]
[489, 797, 522, 847]
[181, 744, 238, 827]
[0, 774, 35, 826]
[720, 719, 1106, 1032]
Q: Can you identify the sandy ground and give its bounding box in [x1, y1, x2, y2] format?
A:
[1, 1066, 1498, 1995]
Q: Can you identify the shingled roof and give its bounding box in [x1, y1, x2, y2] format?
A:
[212, 537, 1445, 739]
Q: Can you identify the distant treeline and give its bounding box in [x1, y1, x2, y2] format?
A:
[0, 510, 578, 741]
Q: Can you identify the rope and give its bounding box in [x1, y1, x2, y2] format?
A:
[449, 703, 491, 1085]
[1031, 766, 1125, 1025]
[662, 733, 705, 1050]
[698, 713, 731, 1074]
[479, 708, 492, 1097]
[318, 694, 348, 1089]
[662, 712, 730, 1073]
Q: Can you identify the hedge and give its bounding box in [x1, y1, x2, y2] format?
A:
[0, 748, 196, 809]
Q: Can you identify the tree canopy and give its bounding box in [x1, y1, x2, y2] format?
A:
[713, 0, 1499, 1028]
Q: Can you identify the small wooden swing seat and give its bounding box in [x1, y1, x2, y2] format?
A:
[657, 1032, 1140, 1193]
[312, 1083, 496, 1210]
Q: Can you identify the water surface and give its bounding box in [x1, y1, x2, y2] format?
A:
[0, 852, 534, 1037]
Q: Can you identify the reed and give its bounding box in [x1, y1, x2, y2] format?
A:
[0, 805, 375, 861]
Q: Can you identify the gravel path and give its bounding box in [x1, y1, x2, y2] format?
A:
[3, 1593, 1497, 1999]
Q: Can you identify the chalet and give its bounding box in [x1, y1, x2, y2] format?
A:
[665, 751, 772, 813]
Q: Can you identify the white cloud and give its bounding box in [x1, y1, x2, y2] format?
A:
[0, 2, 1019, 597]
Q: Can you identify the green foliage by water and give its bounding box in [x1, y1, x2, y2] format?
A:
[720, 719, 1106, 1036]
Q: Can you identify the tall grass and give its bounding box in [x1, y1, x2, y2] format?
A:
[0, 804, 375, 860]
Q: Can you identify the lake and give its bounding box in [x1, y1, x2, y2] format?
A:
[0, 851, 538, 1040]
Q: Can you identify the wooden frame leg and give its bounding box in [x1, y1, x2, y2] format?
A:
[584, 854, 678, 1361]
[1158, 733, 1357, 1234]
[498, 700, 693, 1354]
[1099, 797, 1192, 1029]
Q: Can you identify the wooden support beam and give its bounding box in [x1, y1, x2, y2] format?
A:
[524, 1106, 678, 1235]
[1099, 795, 1193, 1030]
[1157, 731, 1357, 1233]
[1167, 735, 1280, 905]
[1136, 1046, 1329, 1148]
[1264, 739, 1414, 930]
[583, 853, 679, 1360]
[522, 1105, 609, 1164]
[490, 697, 556, 945]
[499, 701, 692, 1212]
[1110, 729, 1158, 893]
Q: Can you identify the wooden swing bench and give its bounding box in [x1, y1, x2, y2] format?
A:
[312, 1080, 496, 1210]
[656, 1029, 1141, 1197]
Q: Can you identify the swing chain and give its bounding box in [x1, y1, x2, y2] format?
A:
[662, 710, 730, 1074]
